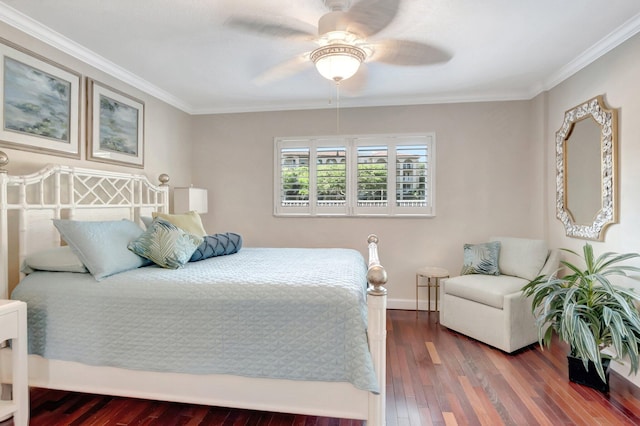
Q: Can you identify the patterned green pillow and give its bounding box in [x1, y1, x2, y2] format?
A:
[128, 218, 203, 269]
[461, 241, 501, 276]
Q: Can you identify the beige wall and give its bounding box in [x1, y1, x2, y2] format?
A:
[191, 101, 546, 307]
[0, 22, 193, 188]
[542, 32, 640, 383]
[544, 32, 640, 255]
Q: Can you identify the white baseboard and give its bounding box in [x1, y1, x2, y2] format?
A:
[387, 298, 439, 312]
[602, 348, 640, 388]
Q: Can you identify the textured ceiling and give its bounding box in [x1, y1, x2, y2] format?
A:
[1, 0, 640, 114]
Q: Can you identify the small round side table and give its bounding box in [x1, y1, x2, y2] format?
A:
[416, 266, 449, 314]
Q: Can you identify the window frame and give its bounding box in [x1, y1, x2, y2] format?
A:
[274, 133, 436, 218]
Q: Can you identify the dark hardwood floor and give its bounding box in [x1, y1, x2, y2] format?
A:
[7, 309, 640, 425]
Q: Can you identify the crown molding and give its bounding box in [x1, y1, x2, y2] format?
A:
[0, 2, 194, 114]
[190, 91, 533, 115]
[539, 12, 640, 94]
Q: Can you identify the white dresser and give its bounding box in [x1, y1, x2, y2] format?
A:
[0, 300, 28, 426]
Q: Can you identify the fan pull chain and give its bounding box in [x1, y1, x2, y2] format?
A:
[336, 82, 341, 134]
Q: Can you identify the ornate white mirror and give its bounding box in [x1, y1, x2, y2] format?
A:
[556, 95, 617, 241]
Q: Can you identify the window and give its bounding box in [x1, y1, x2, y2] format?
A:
[274, 134, 435, 217]
[280, 147, 309, 208]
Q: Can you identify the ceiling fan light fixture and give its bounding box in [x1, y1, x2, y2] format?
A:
[310, 44, 365, 82]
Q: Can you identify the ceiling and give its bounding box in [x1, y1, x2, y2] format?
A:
[1, 0, 640, 115]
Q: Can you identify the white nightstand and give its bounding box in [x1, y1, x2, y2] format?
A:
[0, 300, 28, 426]
[416, 266, 449, 314]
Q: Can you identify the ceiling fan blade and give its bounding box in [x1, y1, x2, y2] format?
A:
[225, 16, 316, 40]
[253, 54, 312, 86]
[339, 65, 368, 95]
[371, 40, 452, 66]
[345, 0, 400, 37]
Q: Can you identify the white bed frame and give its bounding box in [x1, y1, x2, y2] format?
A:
[0, 155, 388, 425]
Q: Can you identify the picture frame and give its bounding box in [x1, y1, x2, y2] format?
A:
[0, 38, 81, 158]
[87, 78, 144, 168]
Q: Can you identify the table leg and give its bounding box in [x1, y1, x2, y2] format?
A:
[415, 274, 419, 315]
[427, 277, 432, 313]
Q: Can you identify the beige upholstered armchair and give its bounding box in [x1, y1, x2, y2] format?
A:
[439, 236, 560, 353]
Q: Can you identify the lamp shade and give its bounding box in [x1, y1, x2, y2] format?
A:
[310, 44, 365, 82]
[173, 187, 208, 214]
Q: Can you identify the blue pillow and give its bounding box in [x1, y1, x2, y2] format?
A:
[53, 219, 150, 281]
[190, 233, 243, 262]
[461, 241, 501, 276]
[128, 218, 203, 269]
[140, 216, 154, 229]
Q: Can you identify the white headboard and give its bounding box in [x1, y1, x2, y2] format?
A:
[0, 160, 169, 299]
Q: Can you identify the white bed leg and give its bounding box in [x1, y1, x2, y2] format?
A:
[366, 235, 388, 426]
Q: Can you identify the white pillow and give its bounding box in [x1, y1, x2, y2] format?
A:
[21, 246, 88, 274]
[490, 236, 548, 281]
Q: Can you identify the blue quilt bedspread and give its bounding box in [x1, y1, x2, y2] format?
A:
[12, 247, 378, 393]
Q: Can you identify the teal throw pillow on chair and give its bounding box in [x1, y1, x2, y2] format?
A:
[461, 241, 501, 276]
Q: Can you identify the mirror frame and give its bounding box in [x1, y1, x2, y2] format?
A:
[556, 95, 617, 241]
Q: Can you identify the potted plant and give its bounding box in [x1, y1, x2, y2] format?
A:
[522, 243, 640, 392]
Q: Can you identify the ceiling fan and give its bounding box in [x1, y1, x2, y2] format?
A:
[226, 0, 451, 89]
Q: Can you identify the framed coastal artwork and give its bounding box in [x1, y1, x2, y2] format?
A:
[87, 78, 144, 168]
[0, 38, 81, 158]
